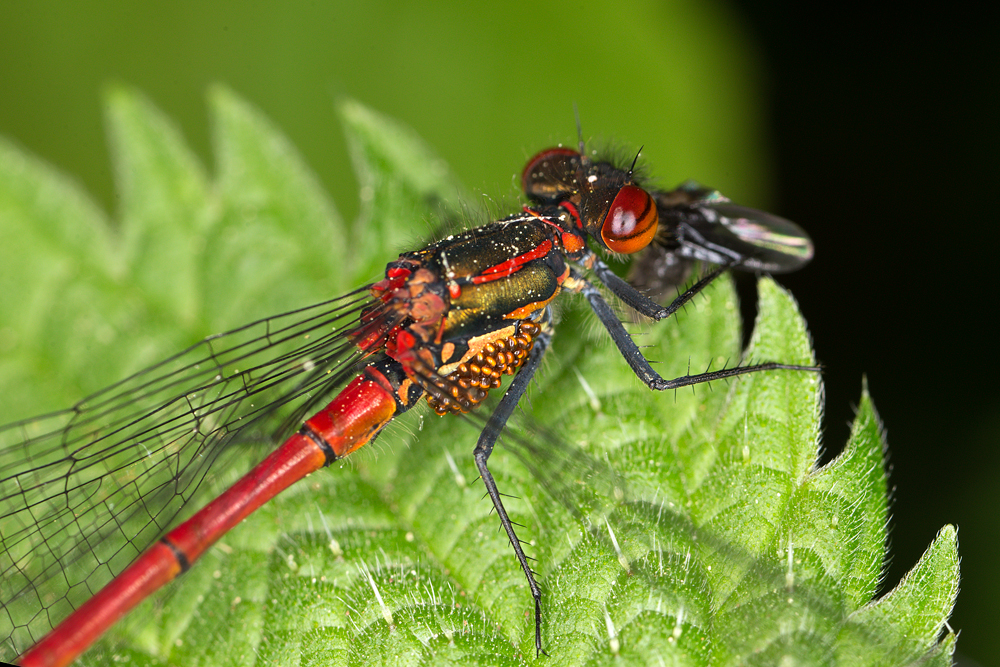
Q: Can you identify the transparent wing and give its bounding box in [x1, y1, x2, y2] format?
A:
[631, 183, 814, 298]
[653, 182, 814, 273]
[0, 288, 386, 651]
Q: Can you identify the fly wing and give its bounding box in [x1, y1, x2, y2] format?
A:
[0, 289, 384, 653]
[653, 183, 814, 274]
[629, 185, 813, 300]
[679, 201, 815, 273]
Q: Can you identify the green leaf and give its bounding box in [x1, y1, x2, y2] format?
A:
[206, 85, 345, 326]
[0, 116, 125, 419]
[0, 91, 958, 665]
[338, 98, 464, 281]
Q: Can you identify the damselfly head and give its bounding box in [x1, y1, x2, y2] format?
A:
[522, 147, 659, 255]
[521, 147, 582, 202]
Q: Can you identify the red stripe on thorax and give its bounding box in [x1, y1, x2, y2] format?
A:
[471, 239, 553, 285]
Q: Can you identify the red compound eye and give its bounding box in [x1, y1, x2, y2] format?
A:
[600, 185, 658, 253]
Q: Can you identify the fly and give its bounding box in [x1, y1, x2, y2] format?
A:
[521, 144, 813, 302]
[1, 138, 814, 667]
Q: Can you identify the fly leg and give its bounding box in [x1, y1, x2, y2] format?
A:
[472, 323, 551, 656]
[569, 266, 818, 391]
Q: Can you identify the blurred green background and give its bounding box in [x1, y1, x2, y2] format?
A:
[0, 2, 994, 664]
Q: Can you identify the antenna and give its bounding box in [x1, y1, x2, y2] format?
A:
[573, 103, 587, 162]
[629, 146, 643, 176]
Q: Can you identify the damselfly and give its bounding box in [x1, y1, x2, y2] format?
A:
[1, 132, 813, 667]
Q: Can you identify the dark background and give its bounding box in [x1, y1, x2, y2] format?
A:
[731, 5, 997, 665]
[0, 2, 994, 663]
